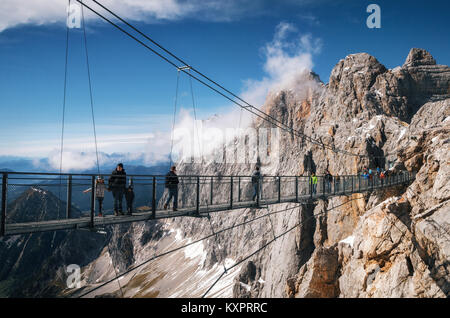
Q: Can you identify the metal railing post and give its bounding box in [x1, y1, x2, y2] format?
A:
[309, 176, 313, 199]
[295, 176, 299, 202]
[351, 175, 354, 193]
[334, 177, 336, 195]
[322, 176, 325, 196]
[1, 173, 8, 237]
[152, 177, 156, 218]
[256, 178, 261, 207]
[196, 176, 200, 215]
[90, 175, 95, 228]
[278, 177, 281, 203]
[238, 177, 241, 202]
[230, 177, 233, 209]
[66, 175, 72, 219]
[210, 177, 213, 205]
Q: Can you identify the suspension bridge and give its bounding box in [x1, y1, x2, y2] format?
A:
[0, 0, 415, 236]
[0, 170, 414, 237]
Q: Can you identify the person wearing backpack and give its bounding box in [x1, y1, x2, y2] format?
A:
[251, 166, 261, 201]
[164, 166, 179, 211]
[108, 163, 127, 216]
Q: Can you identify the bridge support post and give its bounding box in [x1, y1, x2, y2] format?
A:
[152, 177, 156, 218]
[90, 176, 95, 228]
[238, 177, 241, 202]
[322, 176, 325, 197]
[66, 175, 72, 219]
[230, 177, 233, 210]
[278, 177, 281, 203]
[351, 176, 354, 193]
[1, 173, 7, 237]
[256, 178, 261, 208]
[196, 176, 200, 215]
[210, 177, 213, 205]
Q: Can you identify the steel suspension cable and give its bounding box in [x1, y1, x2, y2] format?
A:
[74, 0, 393, 161]
[77, 202, 303, 297]
[169, 71, 181, 167]
[81, 1, 101, 176]
[58, 0, 72, 218]
[83, 0, 122, 297]
[74, 0, 316, 157]
[201, 195, 366, 297]
[188, 69, 203, 163]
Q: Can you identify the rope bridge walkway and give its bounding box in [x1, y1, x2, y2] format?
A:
[0, 170, 415, 236]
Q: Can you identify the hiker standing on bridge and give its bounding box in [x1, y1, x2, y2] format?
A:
[310, 172, 318, 195]
[108, 163, 127, 216]
[251, 166, 262, 202]
[83, 176, 106, 217]
[380, 170, 386, 186]
[164, 166, 179, 211]
[125, 185, 135, 216]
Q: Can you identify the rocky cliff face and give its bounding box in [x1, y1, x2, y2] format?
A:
[76, 48, 449, 298]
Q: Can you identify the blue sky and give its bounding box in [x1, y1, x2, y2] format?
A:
[0, 0, 449, 170]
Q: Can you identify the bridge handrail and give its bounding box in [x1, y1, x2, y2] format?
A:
[0, 171, 408, 178]
[0, 170, 415, 236]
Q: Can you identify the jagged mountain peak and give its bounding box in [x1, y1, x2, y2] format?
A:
[329, 52, 387, 92]
[404, 48, 437, 67]
[7, 186, 78, 224]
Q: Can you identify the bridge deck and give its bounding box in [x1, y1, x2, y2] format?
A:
[5, 196, 299, 235]
[4, 185, 396, 236]
[1, 171, 414, 236]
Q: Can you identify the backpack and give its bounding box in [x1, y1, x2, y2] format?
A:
[252, 171, 260, 184]
[165, 172, 171, 188]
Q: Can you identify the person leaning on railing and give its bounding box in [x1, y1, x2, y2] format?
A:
[83, 176, 106, 217]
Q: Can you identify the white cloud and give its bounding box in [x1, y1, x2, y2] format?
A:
[0, 0, 281, 32]
[4, 21, 323, 170]
[169, 22, 323, 163]
[242, 21, 322, 107]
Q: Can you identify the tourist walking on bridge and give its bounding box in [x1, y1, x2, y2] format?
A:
[310, 172, 318, 195]
[251, 166, 261, 202]
[108, 163, 127, 216]
[164, 166, 179, 211]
